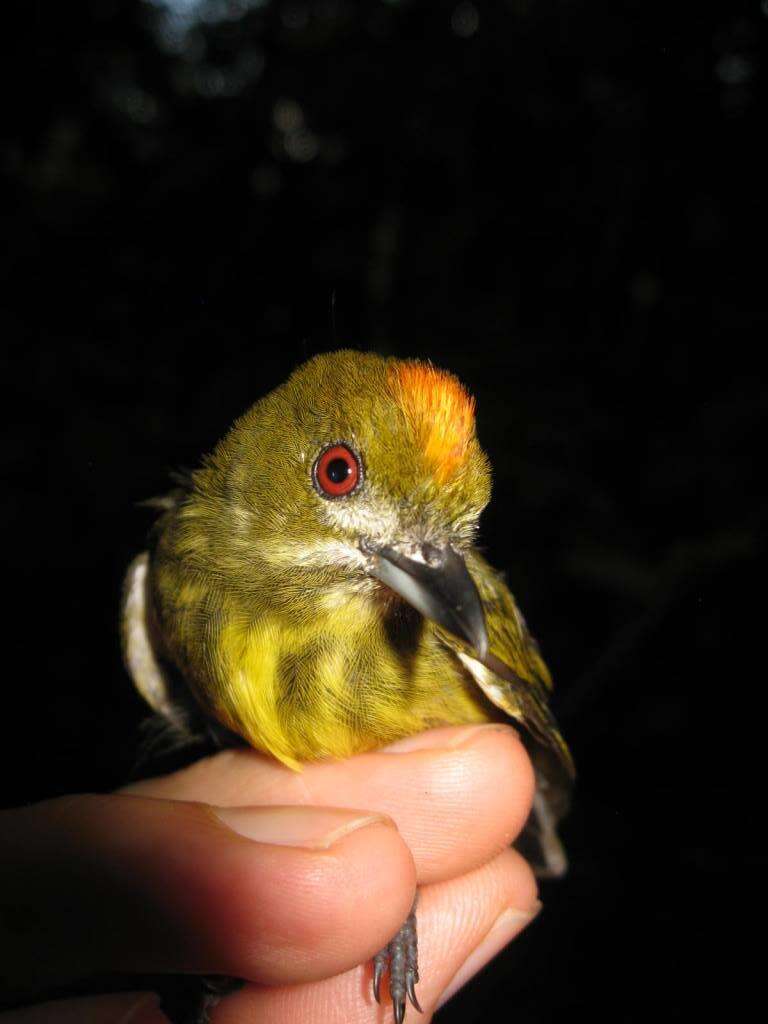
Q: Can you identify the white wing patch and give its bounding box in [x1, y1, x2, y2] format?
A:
[457, 649, 569, 878]
[456, 650, 521, 717]
[122, 552, 175, 719]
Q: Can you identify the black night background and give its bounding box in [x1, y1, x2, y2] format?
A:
[1, 1, 764, 1021]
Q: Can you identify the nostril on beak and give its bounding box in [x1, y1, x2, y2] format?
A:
[359, 537, 376, 557]
[421, 543, 445, 568]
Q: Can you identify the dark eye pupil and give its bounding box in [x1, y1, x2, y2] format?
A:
[326, 457, 351, 484]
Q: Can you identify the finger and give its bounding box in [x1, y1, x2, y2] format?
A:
[213, 847, 540, 1024]
[0, 795, 415, 999]
[125, 723, 535, 884]
[0, 992, 168, 1024]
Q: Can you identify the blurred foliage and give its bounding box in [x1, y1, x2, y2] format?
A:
[1, 1, 765, 1020]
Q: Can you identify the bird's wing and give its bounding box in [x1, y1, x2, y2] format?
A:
[121, 551, 179, 721]
[122, 549, 224, 773]
[437, 550, 574, 877]
[122, 475, 199, 728]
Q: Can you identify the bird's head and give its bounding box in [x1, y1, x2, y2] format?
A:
[196, 350, 492, 656]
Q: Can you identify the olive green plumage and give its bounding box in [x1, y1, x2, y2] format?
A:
[123, 349, 573, 873]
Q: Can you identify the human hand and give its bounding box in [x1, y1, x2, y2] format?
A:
[0, 724, 539, 1023]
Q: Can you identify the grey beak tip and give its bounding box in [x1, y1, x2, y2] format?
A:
[367, 540, 490, 661]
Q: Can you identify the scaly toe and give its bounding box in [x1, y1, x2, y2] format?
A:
[370, 899, 421, 1019]
[406, 971, 422, 1013]
[373, 951, 388, 1004]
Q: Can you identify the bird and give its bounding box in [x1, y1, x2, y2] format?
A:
[122, 349, 574, 1023]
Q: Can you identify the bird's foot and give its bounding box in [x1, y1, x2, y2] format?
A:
[373, 900, 421, 1023]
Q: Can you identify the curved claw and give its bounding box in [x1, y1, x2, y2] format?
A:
[372, 899, 420, 1019]
[406, 973, 422, 1013]
[373, 956, 386, 1004]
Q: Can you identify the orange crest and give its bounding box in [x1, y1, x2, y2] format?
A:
[390, 361, 476, 482]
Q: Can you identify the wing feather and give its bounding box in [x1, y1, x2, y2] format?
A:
[438, 550, 575, 876]
[121, 552, 177, 719]
[464, 550, 574, 777]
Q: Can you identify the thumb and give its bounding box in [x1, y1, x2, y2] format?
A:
[0, 793, 415, 1002]
[0, 992, 168, 1024]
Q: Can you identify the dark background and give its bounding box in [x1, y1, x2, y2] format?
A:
[2, 0, 764, 1020]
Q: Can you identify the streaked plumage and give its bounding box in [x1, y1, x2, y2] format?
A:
[122, 349, 574, 1020]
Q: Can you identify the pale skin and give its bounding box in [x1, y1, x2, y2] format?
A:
[0, 724, 540, 1024]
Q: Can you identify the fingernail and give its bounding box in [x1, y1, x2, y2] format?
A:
[437, 901, 542, 1008]
[213, 805, 393, 849]
[383, 723, 517, 754]
[118, 993, 168, 1024]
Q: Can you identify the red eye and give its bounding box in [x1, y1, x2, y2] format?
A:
[313, 443, 362, 498]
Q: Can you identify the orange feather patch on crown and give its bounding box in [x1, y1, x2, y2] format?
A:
[390, 361, 476, 482]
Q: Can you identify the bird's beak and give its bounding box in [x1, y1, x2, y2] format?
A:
[365, 542, 489, 659]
